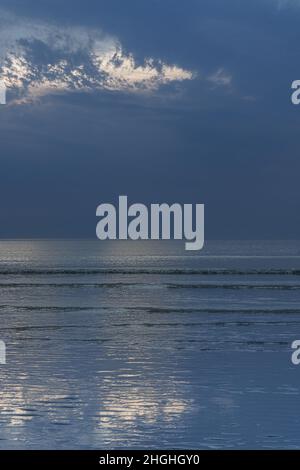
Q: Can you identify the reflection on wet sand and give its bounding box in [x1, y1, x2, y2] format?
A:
[0, 240, 299, 449]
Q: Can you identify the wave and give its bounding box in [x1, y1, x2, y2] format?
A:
[0, 282, 140, 288]
[1, 268, 300, 276]
[167, 283, 300, 290]
[0, 305, 106, 312]
[1, 305, 300, 315]
[129, 306, 300, 314]
[0, 281, 300, 290]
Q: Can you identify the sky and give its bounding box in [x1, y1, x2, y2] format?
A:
[0, 0, 299, 239]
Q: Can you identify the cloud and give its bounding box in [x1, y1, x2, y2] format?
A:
[207, 68, 232, 88]
[273, 0, 300, 9]
[0, 9, 195, 104]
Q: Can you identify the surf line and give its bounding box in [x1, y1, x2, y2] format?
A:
[96, 195, 204, 251]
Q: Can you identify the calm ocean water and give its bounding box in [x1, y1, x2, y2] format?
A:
[0, 239, 299, 449]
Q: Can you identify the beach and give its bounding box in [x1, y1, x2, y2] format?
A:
[0, 239, 298, 449]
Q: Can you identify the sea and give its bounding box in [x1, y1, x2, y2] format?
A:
[0, 239, 299, 449]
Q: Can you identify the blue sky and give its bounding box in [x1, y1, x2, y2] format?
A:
[0, 0, 299, 238]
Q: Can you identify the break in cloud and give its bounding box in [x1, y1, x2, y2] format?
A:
[0, 9, 195, 104]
